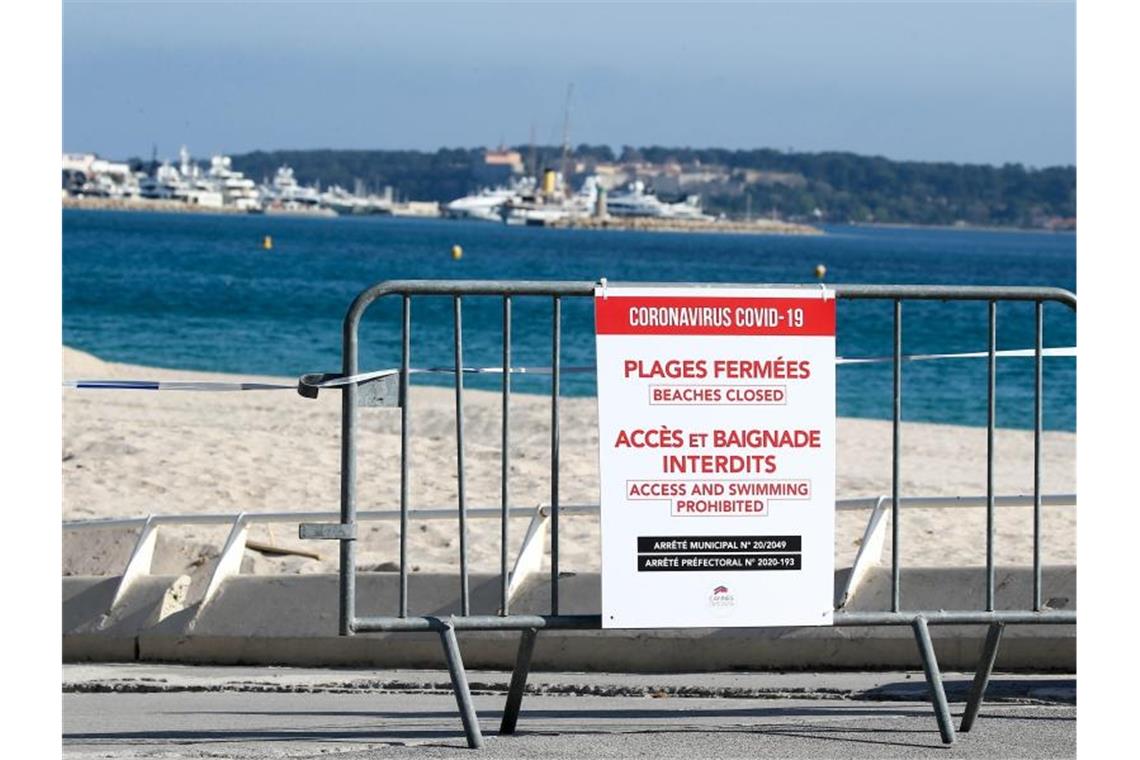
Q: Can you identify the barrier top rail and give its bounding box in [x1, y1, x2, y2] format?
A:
[344, 279, 1076, 318]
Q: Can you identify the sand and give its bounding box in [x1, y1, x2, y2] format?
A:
[62, 347, 1075, 579]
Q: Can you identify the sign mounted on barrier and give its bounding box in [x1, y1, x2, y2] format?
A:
[595, 286, 836, 628]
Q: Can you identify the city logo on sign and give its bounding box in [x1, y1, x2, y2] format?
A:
[708, 585, 736, 609]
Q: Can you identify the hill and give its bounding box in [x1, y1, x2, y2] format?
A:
[222, 145, 1075, 229]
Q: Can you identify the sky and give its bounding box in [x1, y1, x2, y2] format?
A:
[62, 1, 1075, 167]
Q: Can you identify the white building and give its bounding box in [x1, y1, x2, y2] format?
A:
[62, 153, 139, 198]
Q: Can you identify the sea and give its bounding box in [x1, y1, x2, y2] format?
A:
[62, 210, 1076, 431]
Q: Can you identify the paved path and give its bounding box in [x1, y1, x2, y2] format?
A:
[64, 665, 1075, 759]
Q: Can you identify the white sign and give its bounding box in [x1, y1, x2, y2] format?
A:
[595, 286, 836, 629]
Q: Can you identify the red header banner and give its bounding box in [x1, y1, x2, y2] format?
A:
[595, 296, 836, 336]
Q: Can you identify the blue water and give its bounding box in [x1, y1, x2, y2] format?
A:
[62, 210, 1076, 430]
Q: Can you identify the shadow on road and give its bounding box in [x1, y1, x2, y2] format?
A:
[64, 703, 974, 751]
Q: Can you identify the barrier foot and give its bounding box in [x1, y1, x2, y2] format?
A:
[438, 620, 484, 749]
[912, 615, 956, 745]
[499, 627, 538, 735]
[960, 622, 1006, 732]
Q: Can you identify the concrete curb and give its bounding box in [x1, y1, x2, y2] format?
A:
[62, 664, 1076, 704]
[63, 566, 1075, 671]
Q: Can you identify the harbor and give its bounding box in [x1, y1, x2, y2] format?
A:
[62, 148, 440, 219]
[62, 139, 1080, 234]
[62, 146, 823, 234]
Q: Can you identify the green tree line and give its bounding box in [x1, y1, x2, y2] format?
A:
[219, 146, 1074, 228]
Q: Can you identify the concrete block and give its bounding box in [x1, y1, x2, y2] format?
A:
[124, 566, 1074, 671]
[63, 574, 190, 661]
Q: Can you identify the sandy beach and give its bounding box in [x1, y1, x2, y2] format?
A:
[63, 347, 1076, 580]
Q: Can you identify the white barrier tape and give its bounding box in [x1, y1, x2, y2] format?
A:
[836, 346, 1076, 365]
[299, 365, 597, 390]
[63, 346, 1077, 392]
[62, 380, 296, 391]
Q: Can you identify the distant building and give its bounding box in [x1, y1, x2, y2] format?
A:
[483, 148, 524, 170]
[62, 153, 138, 198]
[739, 169, 807, 188]
[589, 163, 630, 191]
[473, 147, 525, 186]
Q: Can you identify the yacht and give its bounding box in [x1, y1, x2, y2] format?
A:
[138, 160, 187, 200]
[178, 146, 224, 207]
[499, 172, 599, 226]
[606, 180, 710, 220]
[319, 185, 365, 215]
[445, 176, 536, 222]
[261, 165, 335, 216]
[446, 186, 518, 221]
[207, 155, 261, 211]
[138, 147, 224, 207]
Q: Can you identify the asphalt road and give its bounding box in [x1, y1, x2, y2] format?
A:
[63, 665, 1075, 759]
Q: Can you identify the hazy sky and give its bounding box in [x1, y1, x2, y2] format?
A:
[63, 1, 1075, 167]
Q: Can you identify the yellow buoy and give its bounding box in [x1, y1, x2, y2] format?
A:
[262, 235, 273, 251]
[814, 263, 827, 279]
[451, 244, 463, 261]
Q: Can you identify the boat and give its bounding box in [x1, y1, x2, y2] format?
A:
[207, 155, 261, 212]
[498, 171, 599, 226]
[605, 180, 711, 220]
[137, 147, 225, 208]
[137, 161, 184, 200]
[445, 177, 535, 222]
[261, 166, 336, 216]
[320, 185, 397, 215]
[319, 185, 365, 215]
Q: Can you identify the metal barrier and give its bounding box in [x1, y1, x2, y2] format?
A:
[299, 280, 1077, 748]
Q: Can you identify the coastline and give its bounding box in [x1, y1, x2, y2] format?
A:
[62, 197, 821, 234]
[546, 215, 822, 235]
[62, 196, 253, 215]
[63, 346, 1075, 579]
[845, 220, 1076, 235]
[64, 198, 1075, 235]
[63, 199, 1076, 236]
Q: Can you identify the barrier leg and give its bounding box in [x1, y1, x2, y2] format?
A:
[912, 616, 956, 745]
[499, 628, 538, 735]
[438, 620, 484, 749]
[960, 622, 1005, 732]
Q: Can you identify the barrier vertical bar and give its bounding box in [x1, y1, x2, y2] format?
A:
[551, 296, 562, 615]
[502, 295, 511, 616]
[960, 621, 1006, 732]
[438, 619, 484, 748]
[340, 298, 359, 635]
[454, 296, 469, 616]
[912, 615, 956, 744]
[500, 627, 539, 734]
[1034, 301, 1043, 611]
[892, 299, 902, 612]
[987, 301, 996, 612]
[400, 294, 411, 618]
